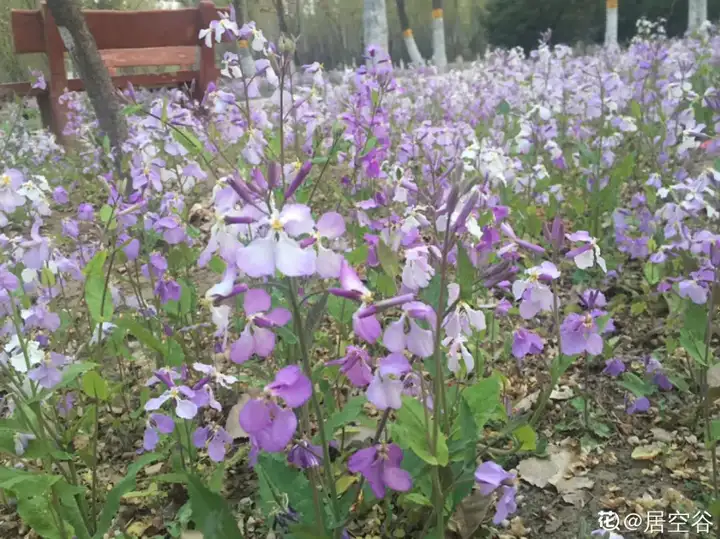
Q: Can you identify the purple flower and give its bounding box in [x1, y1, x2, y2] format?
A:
[329, 261, 382, 344]
[566, 231, 607, 272]
[0, 268, 19, 292]
[239, 398, 298, 452]
[347, 443, 412, 499]
[154, 216, 186, 245]
[265, 365, 312, 408]
[193, 425, 233, 462]
[678, 279, 708, 304]
[52, 187, 69, 205]
[57, 393, 75, 417]
[511, 328, 544, 361]
[62, 219, 79, 239]
[77, 203, 94, 222]
[383, 304, 435, 359]
[238, 202, 316, 277]
[143, 413, 175, 451]
[144, 371, 198, 419]
[155, 279, 182, 304]
[27, 352, 66, 389]
[31, 70, 46, 90]
[645, 357, 673, 390]
[512, 262, 560, 319]
[326, 346, 374, 387]
[560, 313, 604, 356]
[230, 289, 292, 364]
[626, 396, 650, 414]
[602, 358, 625, 377]
[288, 440, 324, 468]
[474, 461, 518, 524]
[192, 362, 237, 388]
[0, 169, 25, 213]
[366, 353, 411, 410]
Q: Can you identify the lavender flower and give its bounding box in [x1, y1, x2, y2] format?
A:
[512, 328, 544, 361]
[230, 288, 292, 364]
[193, 426, 233, 462]
[326, 346, 374, 387]
[366, 353, 411, 410]
[144, 370, 198, 419]
[512, 262, 560, 319]
[27, 352, 66, 389]
[602, 358, 625, 377]
[474, 461, 518, 524]
[143, 413, 175, 451]
[347, 443, 412, 499]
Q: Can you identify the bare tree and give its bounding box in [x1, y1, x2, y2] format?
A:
[688, 0, 708, 33]
[46, 0, 127, 155]
[363, 0, 388, 55]
[604, 0, 618, 46]
[431, 0, 447, 70]
[396, 0, 423, 65]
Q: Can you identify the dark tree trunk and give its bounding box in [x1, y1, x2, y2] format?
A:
[46, 0, 127, 154]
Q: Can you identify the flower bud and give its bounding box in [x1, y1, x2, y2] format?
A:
[284, 161, 313, 199]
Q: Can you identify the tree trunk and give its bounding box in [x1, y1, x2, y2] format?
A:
[396, 0, 423, 65]
[432, 0, 447, 70]
[363, 0, 388, 55]
[604, 0, 618, 47]
[46, 0, 127, 153]
[688, 0, 708, 33]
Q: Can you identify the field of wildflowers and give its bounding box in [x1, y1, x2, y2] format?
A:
[1, 14, 720, 539]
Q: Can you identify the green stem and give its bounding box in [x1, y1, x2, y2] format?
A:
[286, 279, 341, 527]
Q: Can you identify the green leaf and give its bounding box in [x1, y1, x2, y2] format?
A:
[513, 424, 537, 451]
[0, 467, 61, 492]
[680, 329, 709, 366]
[327, 295, 354, 325]
[275, 325, 298, 345]
[456, 245, 475, 301]
[684, 302, 708, 340]
[345, 245, 369, 265]
[395, 397, 448, 466]
[186, 474, 243, 538]
[619, 372, 655, 398]
[463, 374, 504, 428]
[377, 240, 400, 278]
[17, 495, 59, 539]
[83, 250, 107, 278]
[256, 453, 316, 526]
[173, 127, 205, 156]
[323, 396, 364, 438]
[496, 100, 510, 115]
[115, 317, 165, 356]
[82, 371, 109, 401]
[405, 492, 433, 506]
[85, 272, 113, 323]
[94, 453, 162, 538]
[208, 255, 227, 275]
[710, 419, 720, 443]
[643, 261, 661, 286]
[375, 272, 397, 296]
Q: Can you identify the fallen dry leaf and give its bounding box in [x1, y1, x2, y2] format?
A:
[447, 489, 493, 538]
[631, 443, 665, 461]
[225, 395, 251, 439]
[517, 445, 574, 489]
[549, 386, 574, 400]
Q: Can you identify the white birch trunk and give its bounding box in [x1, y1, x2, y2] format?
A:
[403, 32, 424, 66]
[363, 0, 389, 55]
[432, 14, 447, 70]
[688, 0, 708, 33]
[604, 1, 618, 47]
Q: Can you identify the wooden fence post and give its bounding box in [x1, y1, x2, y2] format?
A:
[197, 0, 219, 102]
[40, 1, 68, 141]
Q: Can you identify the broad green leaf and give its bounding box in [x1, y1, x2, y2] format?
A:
[327, 295, 354, 325]
[209, 255, 227, 275]
[375, 272, 397, 296]
[0, 467, 61, 492]
[456, 245, 475, 301]
[377, 240, 400, 278]
[395, 397, 448, 466]
[82, 250, 107, 278]
[186, 474, 243, 539]
[345, 245, 369, 265]
[17, 495, 59, 539]
[513, 424, 537, 451]
[115, 317, 165, 356]
[463, 374, 504, 428]
[275, 325, 298, 345]
[173, 127, 205, 156]
[82, 371, 109, 401]
[94, 452, 162, 539]
[405, 492, 433, 506]
[684, 302, 708, 340]
[496, 100, 510, 115]
[256, 453, 316, 526]
[679, 329, 709, 366]
[85, 273, 113, 323]
[619, 372, 655, 397]
[643, 261, 661, 286]
[323, 396, 364, 438]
